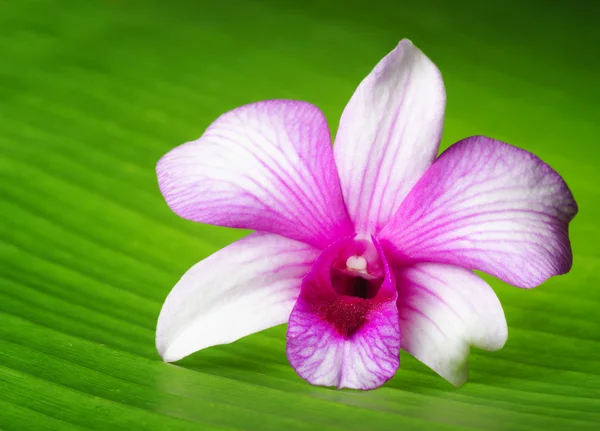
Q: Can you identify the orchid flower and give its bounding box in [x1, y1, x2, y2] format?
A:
[155, 40, 577, 390]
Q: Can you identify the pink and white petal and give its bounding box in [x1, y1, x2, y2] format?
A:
[380, 136, 578, 288]
[334, 39, 446, 234]
[157, 100, 354, 249]
[396, 263, 507, 386]
[287, 297, 400, 390]
[156, 232, 320, 362]
[286, 236, 400, 390]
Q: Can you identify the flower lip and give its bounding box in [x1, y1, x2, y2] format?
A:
[286, 235, 400, 389]
[320, 296, 375, 338]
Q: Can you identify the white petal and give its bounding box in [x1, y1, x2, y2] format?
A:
[157, 232, 320, 362]
[334, 39, 445, 234]
[396, 263, 507, 386]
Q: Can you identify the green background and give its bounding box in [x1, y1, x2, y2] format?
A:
[1, 0, 599, 430]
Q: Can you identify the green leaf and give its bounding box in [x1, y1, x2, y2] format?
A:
[1, 0, 598, 430]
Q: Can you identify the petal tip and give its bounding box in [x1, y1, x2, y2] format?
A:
[160, 354, 177, 364]
[443, 360, 469, 387]
[449, 376, 467, 388]
[156, 320, 189, 363]
[156, 340, 186, 363]
[480, 323, 508, 352]
[397, 38, 414, 48]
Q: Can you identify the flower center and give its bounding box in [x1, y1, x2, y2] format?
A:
[346, 255, 367, 272]
[330, 269, 382, 299]
[329, 239, 384, 300]
[314, 238, 387, 337]
[302, 236, 393, 339]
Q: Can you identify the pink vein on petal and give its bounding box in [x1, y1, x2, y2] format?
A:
[380, 135, 577, 288]
[157, 100, 354, 249]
